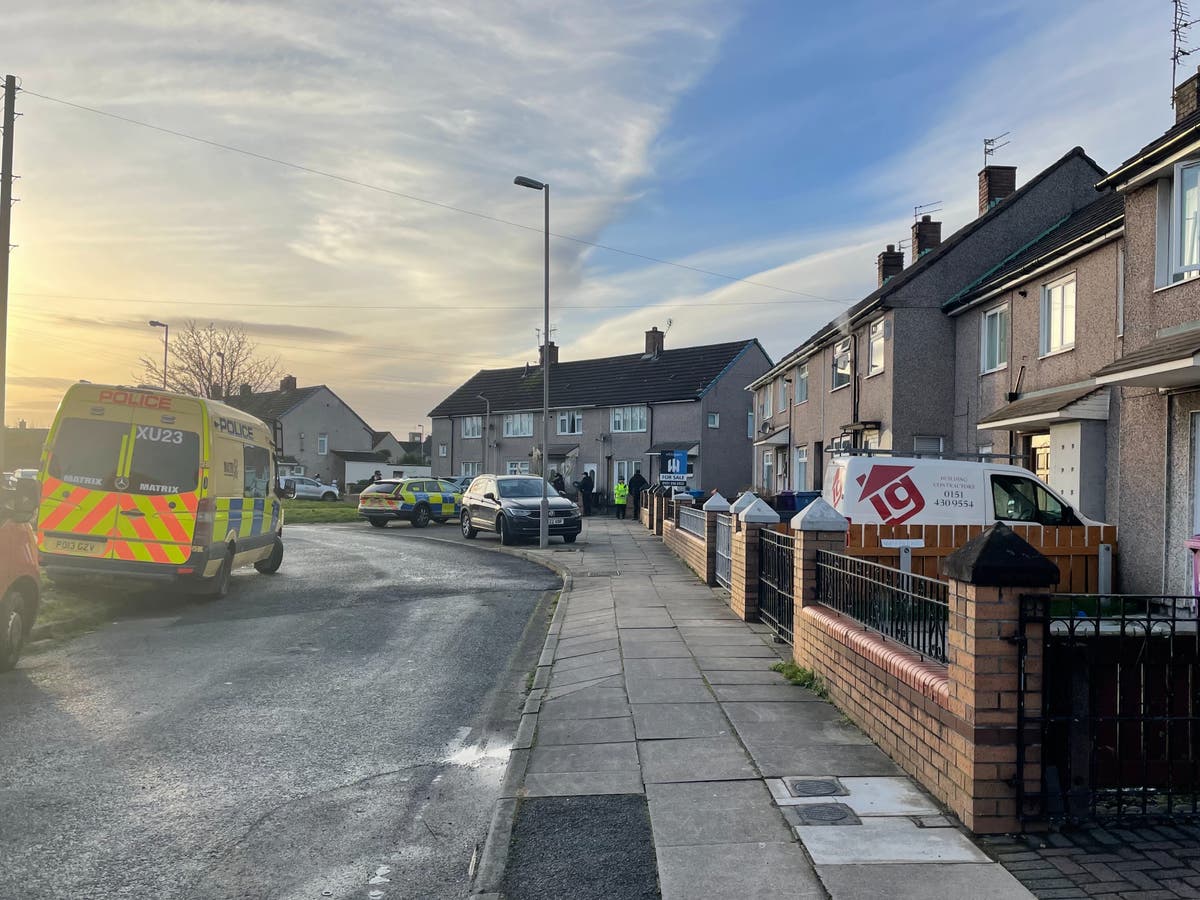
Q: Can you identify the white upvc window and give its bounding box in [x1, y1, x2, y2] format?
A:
[831, 339, 851, 390]
[506, 460, 530, 475]
[913, 435, 944, 455]
[794, 446, 808, 491]
[461, 461, 481, 477]
[795, 364, 809, 404]
[981, 303, 1010, 373]
[1040, 274, 1076, 356]
[317, 433, 328, 455]
[461, 416, 482, 438]
[747, 411, 754, 439]
[1175, 160, 1200, 278]
[707, 412, 720, 429]
[610, 405, 647, 433]
[867, 319, 885, 375]
[762, 450, 773, 492]
[761, 386, 773, 419]
[503, 412, 534, 437]
[556, 409, 583, 435]
[438, 443, 448, 458]
[776, 379, 787, 410]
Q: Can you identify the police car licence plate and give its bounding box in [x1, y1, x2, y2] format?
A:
[45, 536, 107, 557]
[550, 517, 565, 525]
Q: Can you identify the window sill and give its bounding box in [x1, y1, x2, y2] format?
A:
[1154, 273, 1200, 294]
[865, 370, 885, 380]
[1038, 346, 1075, 360]
[980, 364, 1008, 377]
[830, 383, 851, 393]
[793, 399, 808, 406]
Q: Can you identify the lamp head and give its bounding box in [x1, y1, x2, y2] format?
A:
[149, 320, 166, 328]
[514, 175, 546, 190]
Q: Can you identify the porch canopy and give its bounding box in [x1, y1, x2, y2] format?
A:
[645, 441, 699, 456]
[977, 385, 1108, 431]
[752, 427, 789, 447]
[1093, 328, 1200, 389]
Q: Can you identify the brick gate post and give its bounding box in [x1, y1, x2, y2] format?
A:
[702, 492, 731, 586]
[788, 498, 849, 670]
[729, 498, 779, 622]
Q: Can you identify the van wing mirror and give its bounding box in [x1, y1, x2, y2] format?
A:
[1, 478, 39, 523]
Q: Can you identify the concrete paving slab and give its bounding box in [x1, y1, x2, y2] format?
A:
[622, 641, 696, 658]
[681, 643, 781, 657]
[549, 660, 623, 687]
[554, 637, 620, 659]
[816, 863, 1033, 899]
[539, 693, 632, 721]
[744, 742, 904, 778]
[733, 718, 874, 746]
[695, 656, 785, 670]
[723, 700, 841, 725]
[543, 674, 622, 701]
[519, 771, 645, 798]
[551, 648, 621, 672]
[796, 817, 990, 864]
[767, 777, 939, 815]
[657, 842, 825, 900]
[631, 703, 734, 740]
[623, 657, 701, 679]
[639, 736, 758, 783]
[536, 716, 636, 746]
[626, 678, 716, 704]
[645, 780, 791, 846]
[712, 684, 819, 702]
[527, 741, 640, 774]
[702, 670, 791, 685]
[683, 634, 776, 647]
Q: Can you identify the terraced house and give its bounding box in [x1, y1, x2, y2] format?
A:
[748, 148, 1108, 494]
[428, 329, 771, 499]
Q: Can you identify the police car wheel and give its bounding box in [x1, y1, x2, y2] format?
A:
[254, 537, 284, 574]
[0, 592, 25, 672]
[411, 505, 431, 529]
[368, 518, 388, 528]
[461, 510, 478, 539]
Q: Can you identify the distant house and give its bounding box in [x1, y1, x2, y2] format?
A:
[4, 422, 50, 470]
[428, 329, 771, 498]
[226, 375, 376, 485]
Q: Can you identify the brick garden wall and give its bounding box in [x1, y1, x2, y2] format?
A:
[663, 517, 710, 584]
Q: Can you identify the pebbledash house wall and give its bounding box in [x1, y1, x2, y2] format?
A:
[276, 388, 375, 485]
[1116, 181, 1200, 594]
[951, 239, 1125, 525]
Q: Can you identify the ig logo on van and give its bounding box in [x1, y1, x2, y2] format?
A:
[856, 465, 926, 525]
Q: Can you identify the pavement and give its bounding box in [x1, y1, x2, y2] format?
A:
[464, 515, 1036, 900]
[0, 525, 558, 900]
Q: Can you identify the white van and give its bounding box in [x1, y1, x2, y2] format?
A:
[823, 454, 1105, 528]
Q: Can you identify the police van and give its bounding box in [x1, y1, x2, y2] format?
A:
[37, 383, 290, 596]
[823, 453, 1106, 528]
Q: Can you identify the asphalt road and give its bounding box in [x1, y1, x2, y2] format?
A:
[0, 523, 559, 900]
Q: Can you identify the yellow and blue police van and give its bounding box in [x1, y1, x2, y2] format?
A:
[357, 478, 462, 528]
[37, 383, 289, 597]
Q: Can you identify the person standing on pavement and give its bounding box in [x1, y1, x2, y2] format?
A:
[612, 477, 629, 520]
[576, 471, 594, 516]
[551, 471, 566, 494]
[627, 470, 648, 520]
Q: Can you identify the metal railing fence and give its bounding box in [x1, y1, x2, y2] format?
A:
[678, 506, 706, 538]
[715, 514, 733, 590]
[758, 528, 795, 644]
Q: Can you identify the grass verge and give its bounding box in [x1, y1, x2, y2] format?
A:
[282, 499, 363, 524]
[30, 575, 188, 646]
[770, 661, 830, 699]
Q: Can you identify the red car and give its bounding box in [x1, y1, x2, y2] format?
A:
[0, 478, 40, 671]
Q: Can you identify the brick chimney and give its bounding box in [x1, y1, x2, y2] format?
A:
[1175, 67, 1200, 122]
[979, 166, 1017, 215]
[240, 383, 252, 398]
[539, 340, 559, 366]
[280, 374, 297, 392]
[210, 382, 222, 400]
[645, 327, 665, 357]
[877, 245, 904, 286]
[912, 215, 942, 259]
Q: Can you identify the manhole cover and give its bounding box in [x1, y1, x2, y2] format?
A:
[792, 803, 860, 826]
[784, 777, 843, 798]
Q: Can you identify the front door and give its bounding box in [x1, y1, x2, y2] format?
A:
[1028, 433, 1051, 483]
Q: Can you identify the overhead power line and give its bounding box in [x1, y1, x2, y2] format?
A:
[18, 86, 854, 306]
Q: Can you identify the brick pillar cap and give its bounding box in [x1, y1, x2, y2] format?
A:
[939, 521, 1059, 587]
[739, 498, 780, 524]
[790, 497, 848, 532]
[730, 491, 759, 514]
[703, 492, 731, 512]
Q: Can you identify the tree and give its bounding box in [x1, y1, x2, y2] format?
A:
[137, 320, 281, 399]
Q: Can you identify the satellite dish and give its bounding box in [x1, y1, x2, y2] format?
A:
[760, 422, 772, 434]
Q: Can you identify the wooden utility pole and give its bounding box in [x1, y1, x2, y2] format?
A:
[0, 75, 16, 474]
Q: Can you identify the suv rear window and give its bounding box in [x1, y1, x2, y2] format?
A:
[362, 481, 399, 494]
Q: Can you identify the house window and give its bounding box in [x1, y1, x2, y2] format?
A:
[867, 319, 885, 375]
[317, 433, 328, 456]
[829, 434, 853, 453]
[461, 461, 481, 477]
[776, 379, 787, 410]
[1175, 160, 1200, 278]
[762, 450, 773, 492]
[707, 412, 720, 429]
[747, 411, 754, 439]
[913, 435, 944, 455]
[610, 405, 647, 433]
[556, 409, 583, 435]
[831, 339, 851, 390]
[438, 443, 448, 458]
[506, 460, 530, 475]
[461, 416, 482, 438]
[1040, 274, 1076, 356]
[760, 387, 773, 419]
[795, 365, 809, 404]
[794, 446, 808, 491]
[863, 433, 880, 450]
[981, 304, 1010, 373]
[503, 412, 534, 437]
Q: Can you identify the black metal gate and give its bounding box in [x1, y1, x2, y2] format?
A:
[1018, 593, 1200, 823]
[758, 528, 794, 644]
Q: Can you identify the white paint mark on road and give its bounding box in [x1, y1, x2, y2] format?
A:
[368, 891, 385, 899]
[368, 865, 391, 884]
[444, 740, 512, 767]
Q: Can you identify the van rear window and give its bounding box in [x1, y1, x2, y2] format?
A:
[46, 418, 200, 495]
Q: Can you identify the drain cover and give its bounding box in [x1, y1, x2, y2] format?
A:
[791, 803, 860, 826]
[784, 777, 844, 798]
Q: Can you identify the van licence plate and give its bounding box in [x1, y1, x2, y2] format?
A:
[45, 536, 107, 557]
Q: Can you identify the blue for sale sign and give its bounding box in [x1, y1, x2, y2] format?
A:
[660, 450, 689, 484]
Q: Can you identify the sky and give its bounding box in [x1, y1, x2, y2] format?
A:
[1, 0, 1178, 436]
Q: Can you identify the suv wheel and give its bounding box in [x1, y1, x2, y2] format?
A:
[321, 491, 338, 502]
[461, 510, 478, 539]
[498, 515, 515, 546]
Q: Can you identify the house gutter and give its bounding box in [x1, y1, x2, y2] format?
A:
[1098, 121, 1200, 190]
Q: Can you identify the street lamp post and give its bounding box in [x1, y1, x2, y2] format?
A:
[149, 320, 168, 389]
[476, 393, 491, 474]
[514, 174, 550, 549]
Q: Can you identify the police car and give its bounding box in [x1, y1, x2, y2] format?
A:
[358, 478, 462, 528]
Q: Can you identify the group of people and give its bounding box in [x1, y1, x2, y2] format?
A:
[549, 469, 648, 520]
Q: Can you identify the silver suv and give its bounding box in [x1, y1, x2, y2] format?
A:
[281, 476, 340, 501]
